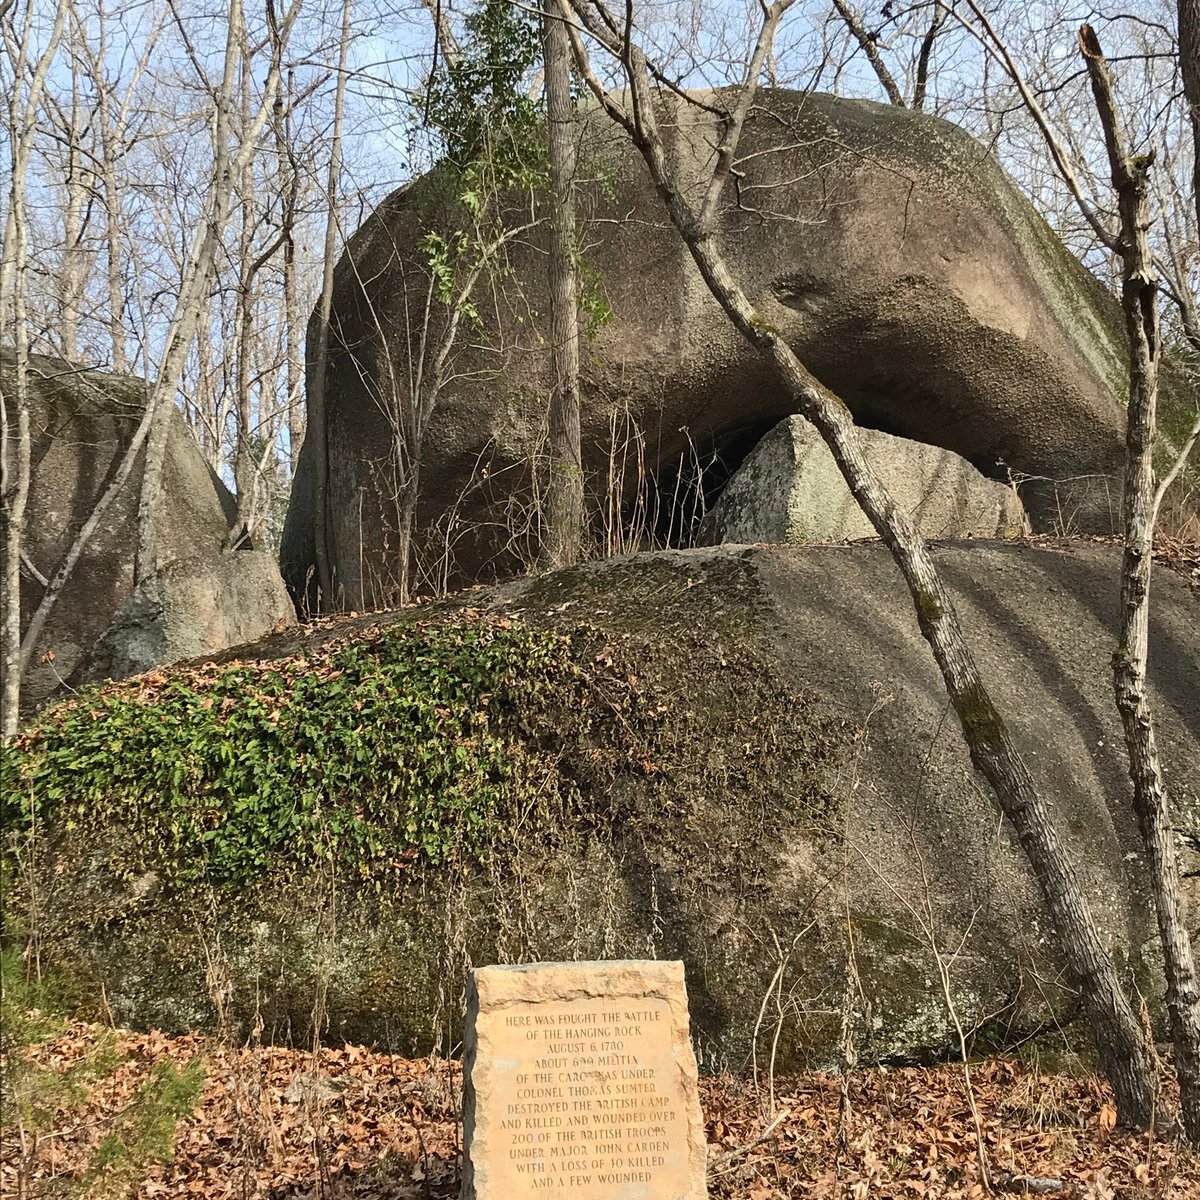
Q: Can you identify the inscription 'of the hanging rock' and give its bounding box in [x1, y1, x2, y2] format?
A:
[461, 960, 707, 1200]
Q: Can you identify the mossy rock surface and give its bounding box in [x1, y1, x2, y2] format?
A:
[5, 541, 1198, 1070]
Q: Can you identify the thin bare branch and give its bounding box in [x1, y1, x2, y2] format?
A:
[938, 0, 1120, 253]
[696, 0, 798, 233]
[831, 0, 906, 107]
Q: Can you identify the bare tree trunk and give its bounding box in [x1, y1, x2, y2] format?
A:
[275, 69, 304, 472]
[561, 0, 1158, 1127]
[99, 111, 126, 371]
[912, 8, 945, 112]
[134, 1, 242, 583]
[229, 46, 262, 548]
[1082, 24, 1200, 1143]
[81, 0, 155, 374]
[134, 0, 300, 583]
[306, 0, 353, 607]
[1, 0, 70, 739]
[95, 0, 125, 373]
[57, 54, 88, 362]
[1179, 0, 1200, 229]
[699, 229, 1156, 1126]
[832, 0, 905, 107]
[541, 0, 583, 569]
[0, 351, 32, 739]
[102, 160, 125, 372]
[4, 0, 298, 731]
[284, 224, 304, 471]
[419, 0, 462, 65]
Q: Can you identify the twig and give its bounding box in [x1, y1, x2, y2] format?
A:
[1153, 410, 1200, 518]
[708, 1106, 791, 1174]
[993, 1172, 1064, 1194]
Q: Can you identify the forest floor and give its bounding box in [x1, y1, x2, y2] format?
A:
[2, 1021, 1197, 1199]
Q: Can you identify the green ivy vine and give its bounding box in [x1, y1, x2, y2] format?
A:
[1, 614, 653, 889]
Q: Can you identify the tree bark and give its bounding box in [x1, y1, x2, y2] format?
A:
[541, 0, 584, 569]
[831, 0, 905, 107]
[306, 0, 353, 607]
[275, 69, 304, 472]
[1178, 0, 1200, 230]
[1, 0, 70, 739]
[560, 2, 1158, 1127]
[231, 52, 258, 548]
[1082, 23, 1200, 1143]
[912, 8, 945, 112]
[57, 54, 88, 363]
[102, 136, 126, 374]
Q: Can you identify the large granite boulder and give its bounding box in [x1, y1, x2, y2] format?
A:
[283, 89, 1192, 608]
[80, 552, 294, 682]
[700, 417, 1030, 545]
[12, 541, 1198, 1068]
[7, 355, 295, 708]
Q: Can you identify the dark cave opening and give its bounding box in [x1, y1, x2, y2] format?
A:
[630, 419, 778, 550]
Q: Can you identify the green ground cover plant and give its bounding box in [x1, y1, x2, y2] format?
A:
[0, 613, 649, 888]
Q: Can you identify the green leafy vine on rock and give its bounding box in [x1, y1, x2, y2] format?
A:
[1, 613, 655, 889]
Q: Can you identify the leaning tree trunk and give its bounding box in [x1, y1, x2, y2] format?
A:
[691, 229, 1157, 1128]
[1082, 24, 1200, 1143]
[541, 0, 584, 569]
[559, 0, 1158, 1124]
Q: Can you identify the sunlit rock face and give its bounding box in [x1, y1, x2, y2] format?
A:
[698, 417, 1030, 547]
[5, 354, 294, 710]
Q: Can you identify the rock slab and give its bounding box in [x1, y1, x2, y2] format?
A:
[80, 551, 295, 682]
[462, 961, 707, 1200]
[700, 418, 1030, 545]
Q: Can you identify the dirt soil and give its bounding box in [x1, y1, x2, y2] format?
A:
[3, 1022, 1197, 1199]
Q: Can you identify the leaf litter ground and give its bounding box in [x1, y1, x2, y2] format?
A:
[3, 1022, 1197, 1198]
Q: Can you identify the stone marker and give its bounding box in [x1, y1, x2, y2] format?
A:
[462, 960, 707, 1200]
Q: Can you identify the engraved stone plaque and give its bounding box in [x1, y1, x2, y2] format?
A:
[461, 960, 707, 1199]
